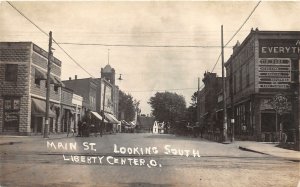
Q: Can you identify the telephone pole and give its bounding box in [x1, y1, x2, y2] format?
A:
[44, 31, 53, 138]
[197, 77, 200, 123]
[221, 25, 228, 142]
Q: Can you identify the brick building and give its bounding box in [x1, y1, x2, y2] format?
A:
[63, 77, 97, 116]
[225, 29, 300, 142]
[0, 42, 63, 135]
[60, 87, 75, 133]
[197, 72, 223, 140]
[72, 93, 83, 133]
[63, 64, 119, 133]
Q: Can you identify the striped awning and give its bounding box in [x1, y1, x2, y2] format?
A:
[35, 68, 47, 80]
[31, 98, 56, 117]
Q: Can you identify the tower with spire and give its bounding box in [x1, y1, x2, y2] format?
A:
[101, 49, 116, 85]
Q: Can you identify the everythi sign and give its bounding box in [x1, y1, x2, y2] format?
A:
[259, 39, 300, 58]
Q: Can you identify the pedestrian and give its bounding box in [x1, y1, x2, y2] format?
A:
[77, 120, 82, 137]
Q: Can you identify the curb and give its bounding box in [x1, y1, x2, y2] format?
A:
[0, 135, 72, 146]
[0, 141, 23, 146]
[238, 146, 268, 155]
[239, 146, 300, 162]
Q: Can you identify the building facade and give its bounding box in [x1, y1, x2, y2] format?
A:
[72, 93, 83, 133]
[197, 72, 223, 141]
[63, 76, 97, 116]
[225, 29, 300, 142]
[63, 64, 119, 133]
[60, 87, 75, 133]
[0, 42, 63, 135]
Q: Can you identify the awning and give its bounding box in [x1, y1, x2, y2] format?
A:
[108, 113, 119, 123]
[35, 68, 47, 80]
[104, 113, 119, 124]
[91, 111, 108, 122]
[54, 76, 65, 87]
[31, 98, 56, 117]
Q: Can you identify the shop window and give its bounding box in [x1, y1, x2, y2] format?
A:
[5, 64, 18, 82]
[4, 98, 20, 110]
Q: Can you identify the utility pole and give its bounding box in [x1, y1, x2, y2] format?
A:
[230, 65, 235, 142]
[221, 25, 228, 142]
[197, 77, 200, 123]
[44, 31, 53, 138]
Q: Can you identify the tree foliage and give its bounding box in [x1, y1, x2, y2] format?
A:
[119, 90, 135, 121]
[148, 92, 186, 123]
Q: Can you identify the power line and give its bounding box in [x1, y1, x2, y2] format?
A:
[225, 1, 261, 47]
[6, 1, 95, 78]
[57, 42, 232, 48]
[210, 1, 261, 73]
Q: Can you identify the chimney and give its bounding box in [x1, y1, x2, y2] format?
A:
[75, 75, 77, 80]
[69, 77, 72, 80]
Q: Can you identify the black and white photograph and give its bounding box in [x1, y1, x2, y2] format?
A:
[0, 1, 299, 187]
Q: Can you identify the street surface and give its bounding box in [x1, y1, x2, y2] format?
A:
[0, 133, 299, 187]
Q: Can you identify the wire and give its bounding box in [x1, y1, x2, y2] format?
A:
[210, 1, 261, 73]
[225, 1, 261, 47]
[57, 42, 232, 48]
[6, 1, 95, 78]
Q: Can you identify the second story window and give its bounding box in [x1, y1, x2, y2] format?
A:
[5, 64, 18, 82]
[54, 85, 59, 93]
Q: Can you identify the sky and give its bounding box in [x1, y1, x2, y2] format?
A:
[1, 1, 300, 114]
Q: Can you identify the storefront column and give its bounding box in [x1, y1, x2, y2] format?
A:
[254, 97, 261, 141]
[42, 117, 45, 134]
[34, 117, 38, 133]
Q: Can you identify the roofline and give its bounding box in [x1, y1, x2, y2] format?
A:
[224, 29, 300, 67]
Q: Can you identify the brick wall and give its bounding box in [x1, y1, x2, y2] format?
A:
[0, 42, 63, 135]
[0, 42, 31, 133]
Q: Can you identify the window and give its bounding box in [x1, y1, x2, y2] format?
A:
[239, 68, 243, 91]
[5, 64, 18, 82]
[54, 85, 59, 93]
[4, 98, 20, 110]
[246, 64, 250, 87]
[234, 74, 237, 94]
[35, 79, 41, 86]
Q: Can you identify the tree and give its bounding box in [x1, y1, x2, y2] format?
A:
[119, 90, 135, 121]
[185, 92, 198, 123]
[148, 92, 186, 124]
[190, 91, 198, 107]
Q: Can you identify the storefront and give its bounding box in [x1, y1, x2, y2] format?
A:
[31, 98, 56, 134]
[225, 30, 300, 142]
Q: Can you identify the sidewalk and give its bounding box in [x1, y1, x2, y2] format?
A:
[0, 133, 71, 145]
[235, 141, 300, 161]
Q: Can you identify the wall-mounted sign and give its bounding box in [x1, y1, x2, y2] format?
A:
[257, 58, 291, 89]
[259, 39, 300, 58]
[3, 98, 20, 132]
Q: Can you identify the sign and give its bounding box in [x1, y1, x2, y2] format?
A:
[258, 58, 291, 89]
[259, 39, 300, 58]
[270, 94, 289, 115]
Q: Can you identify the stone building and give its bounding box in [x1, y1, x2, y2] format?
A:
[0, 42, 63, 135]
[225, 29, 300, 142]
